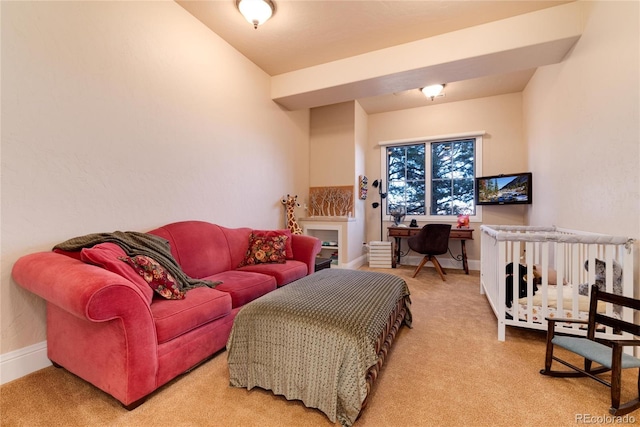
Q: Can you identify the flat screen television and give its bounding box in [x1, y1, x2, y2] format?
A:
[475, 172, 532, 205]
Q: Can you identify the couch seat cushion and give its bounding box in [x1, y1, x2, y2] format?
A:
[206, 270, 276, 308]
[151, 287, 232, 344]
[237, 260, 308, 287]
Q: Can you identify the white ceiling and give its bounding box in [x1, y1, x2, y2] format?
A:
[177, 0, 575, 113]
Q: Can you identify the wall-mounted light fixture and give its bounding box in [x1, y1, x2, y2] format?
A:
[421, 84, 445, 101]
[236, 0, 275, 29]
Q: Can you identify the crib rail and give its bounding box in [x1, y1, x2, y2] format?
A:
[480, 225, 635, 342]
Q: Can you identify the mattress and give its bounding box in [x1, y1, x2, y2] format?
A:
[507, 286, 606, 323]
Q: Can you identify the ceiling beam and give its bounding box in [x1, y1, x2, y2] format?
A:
[271, 1, 583, 111]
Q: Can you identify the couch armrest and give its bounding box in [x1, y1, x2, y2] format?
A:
[12, 252, 153, 322]
[290, 234, 322, 275]
[12, 252, 159, 406]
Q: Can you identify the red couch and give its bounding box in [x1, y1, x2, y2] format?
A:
[11, 220, 321, 409]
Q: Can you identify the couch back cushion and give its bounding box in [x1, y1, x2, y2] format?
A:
[220, 226, 254, 269]
[147, 221, 251, 279]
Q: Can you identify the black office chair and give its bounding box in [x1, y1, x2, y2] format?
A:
[407, 224, 451, 281]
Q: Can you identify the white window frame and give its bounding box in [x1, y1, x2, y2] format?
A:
[379, 131, 484, 223]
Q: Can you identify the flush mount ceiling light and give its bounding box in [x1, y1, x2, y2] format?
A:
[421, 84, 445, 101]
[236, 0, 275, 29]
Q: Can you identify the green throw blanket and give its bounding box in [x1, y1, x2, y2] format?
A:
[54, 231, 220, 291]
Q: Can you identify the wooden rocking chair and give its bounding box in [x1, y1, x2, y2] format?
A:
[540, 285, 640, 416]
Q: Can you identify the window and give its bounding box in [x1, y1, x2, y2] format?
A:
[387, 144, 426, 215]
[430, 139, 475, 215]
[381, 133, 483, 221]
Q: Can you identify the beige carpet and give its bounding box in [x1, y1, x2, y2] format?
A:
[1, 265, 636, 426]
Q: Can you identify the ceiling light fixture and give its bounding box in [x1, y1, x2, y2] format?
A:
[421, 84, 445, 101]
[236, 0, 275, 29]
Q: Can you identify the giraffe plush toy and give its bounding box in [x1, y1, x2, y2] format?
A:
[281, 194, 303, 235]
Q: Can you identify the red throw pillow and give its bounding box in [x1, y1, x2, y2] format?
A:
[119, 255, 185, 300]
[252, 229, 293, 259]
[80, 243, 154, 303]
[239, 233, 287, 267]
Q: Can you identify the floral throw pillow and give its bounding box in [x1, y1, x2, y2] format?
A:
[119, 255, 185, 300]
[239, 233, 287, 267]
[252, 229, 294, 259]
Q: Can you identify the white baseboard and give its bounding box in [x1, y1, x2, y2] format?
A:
[355, 253, 478, 272]
[0, 341, 51, 385]
[344, 255, 367, 269]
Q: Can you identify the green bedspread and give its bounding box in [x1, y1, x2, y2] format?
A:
[226, 269, 411, 426]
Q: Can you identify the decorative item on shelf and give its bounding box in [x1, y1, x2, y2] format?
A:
[308, 186, 354, 217]
[409, 219, 419, 228]
[359, 175, 368, 200]
[371, 179, 387, 240]
[389, 205, 406, 226]
[281, 194, 303, 235]
[457, 214, 470, 228]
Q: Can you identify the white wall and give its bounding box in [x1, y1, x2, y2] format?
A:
[309, 101, 368, 267]
[366, 93, 528, 263]
[523, 1, 639, 287]
[309, 102, 355, 187]
[351, 101, 368, 265]
[1, 1, 310, 357]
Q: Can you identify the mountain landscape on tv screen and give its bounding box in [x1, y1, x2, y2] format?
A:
[478, 175, 530, 203]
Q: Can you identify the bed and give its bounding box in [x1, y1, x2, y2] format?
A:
[226, 268, 411, 427]
[480, 225, 635, 341]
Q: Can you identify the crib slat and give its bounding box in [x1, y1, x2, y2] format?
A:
[570, 243, 582, 333]
[556, 242, 565, 315]
[525, 241, 534, 325]
[541, 242, 549, 320]
[497, 238, 507, 341]
[512, 240, 521, 323]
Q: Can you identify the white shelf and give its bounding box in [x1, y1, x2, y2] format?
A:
[302, 223, 342, 268]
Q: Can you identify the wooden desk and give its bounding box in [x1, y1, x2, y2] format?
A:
[387, 226, 474, 274]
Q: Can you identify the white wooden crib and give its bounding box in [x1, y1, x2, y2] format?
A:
[480, 225, 635, 342]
